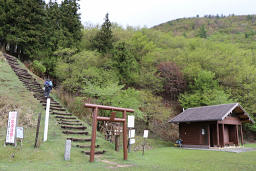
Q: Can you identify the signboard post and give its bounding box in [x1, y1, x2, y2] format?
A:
[16, 127, 24, 146]
[127, 115, 135, 152]
[5, 111, 18, 146]
[143, 130, 149, 156]
[44, 98, 51, 142]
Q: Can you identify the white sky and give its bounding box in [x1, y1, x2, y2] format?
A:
[46, 0, 256, 28]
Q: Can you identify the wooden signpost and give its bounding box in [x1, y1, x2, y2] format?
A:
[34, 113, 41, 148]
[127, 115, 135, 152]
[16, 127, 24, 146]
[143, 130, 149, 156]
[84, 104, 134, 162]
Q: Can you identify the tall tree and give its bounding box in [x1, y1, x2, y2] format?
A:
[59, 0, 82, 48]
[1, 0, 47, 59]
[179, 70, 233, 109]
[157, 62, 186, 100]
[92, 13, 113, 53]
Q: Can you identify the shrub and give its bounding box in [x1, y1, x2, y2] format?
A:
[31, 60, 46, 77]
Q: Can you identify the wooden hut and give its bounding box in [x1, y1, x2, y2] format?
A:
[169, 103, 254, 148]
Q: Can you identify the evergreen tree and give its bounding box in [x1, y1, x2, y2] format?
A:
[92, 13, 113, 53]
[59, 0, 82, 48]
[112, 41, 139, 85]
[1, 0, 47, 59]
[197, 25, 207, 38]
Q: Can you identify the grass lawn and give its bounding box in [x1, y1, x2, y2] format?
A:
[0, 52, 256, 171]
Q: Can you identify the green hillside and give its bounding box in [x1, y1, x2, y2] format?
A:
[153, 15, 256, 49]
[1, 53, 256, 171]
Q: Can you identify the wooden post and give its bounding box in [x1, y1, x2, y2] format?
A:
[123, 110, 128, 160]
[240, 125, 244, 145]
[34, 113, 41, 148]
[235, 124, 239, 146]
[216, 122, 219, 147]
[115, 135, 120, 151]
[222, 124, 225, 147]
[207, 124, 210, 148]
[90, 107, 98, 162]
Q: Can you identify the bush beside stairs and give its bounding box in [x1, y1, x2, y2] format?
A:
[3, 53, 106, 156]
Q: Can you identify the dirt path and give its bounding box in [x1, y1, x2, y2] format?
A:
[96, 156, 133, 169]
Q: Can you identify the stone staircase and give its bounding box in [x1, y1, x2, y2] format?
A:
[4, 53, 105, 155]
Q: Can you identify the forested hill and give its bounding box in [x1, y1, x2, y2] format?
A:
[153, 15, 256, 48]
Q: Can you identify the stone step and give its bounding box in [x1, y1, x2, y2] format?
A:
[62, 131, 88, 135]
[76, 144, 99, 148]
[55, 116, 76, 120]
[82, 150, 106, 155]
[57, 119, 80, 123]
[5, 56, 18, 62]
[52, 112, 72, 116]
[49, 107, 66, 111]
[15, 72, 30, 76]
[58, 122, 82, 126]
[61, 125, 87, 130]
[17, 74, 32, 79]
[67, 138, 91, 142]
[8, 62, 19, 66]
[13, 68, 27, 73]
[43, 104, 63, 108]
[8, 61, 19, 65]
[40, 101, 59, 105]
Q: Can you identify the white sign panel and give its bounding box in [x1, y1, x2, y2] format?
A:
[127, 115, 135, 128]
[129, 138, 135, 144]
[129, 129, 135, 138]
[16, 127, 24, 139]
[143, 130, 149, 138]
[6, 111, 18, 144]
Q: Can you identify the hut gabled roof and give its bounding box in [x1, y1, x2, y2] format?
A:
[169, 103, 254, 123]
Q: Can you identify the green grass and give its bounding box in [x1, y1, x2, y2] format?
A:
[0, 52, 256, 171]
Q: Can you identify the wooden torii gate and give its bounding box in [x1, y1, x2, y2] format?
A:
[85, 103, 134, 162]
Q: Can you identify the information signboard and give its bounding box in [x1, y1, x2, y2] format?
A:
[143, 130, 149, 138]
[6, 111, 18, 144]
[129, 129, 135, 138]
[129, 138, 135, 144]
[127, 115, 135, 128]
[16, 127, 24, 139]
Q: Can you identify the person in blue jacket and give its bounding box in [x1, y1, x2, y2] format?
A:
[44, 79, 53, 98]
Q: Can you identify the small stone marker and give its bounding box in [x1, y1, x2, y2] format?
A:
[64, 140, 71, 160]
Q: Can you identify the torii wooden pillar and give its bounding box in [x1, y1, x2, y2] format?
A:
[85, 104, 134, 162]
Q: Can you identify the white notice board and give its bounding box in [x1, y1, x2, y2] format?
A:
[129, 129, 135, 138]
[16, 127, 24, 139]
[129, 138, 135, 144]
[127, 115, 135, 128]
[143, 130, 149, 138]
[6, 111, 18, 144]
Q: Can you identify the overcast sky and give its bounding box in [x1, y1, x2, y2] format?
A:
[47, 0, 256, 28]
